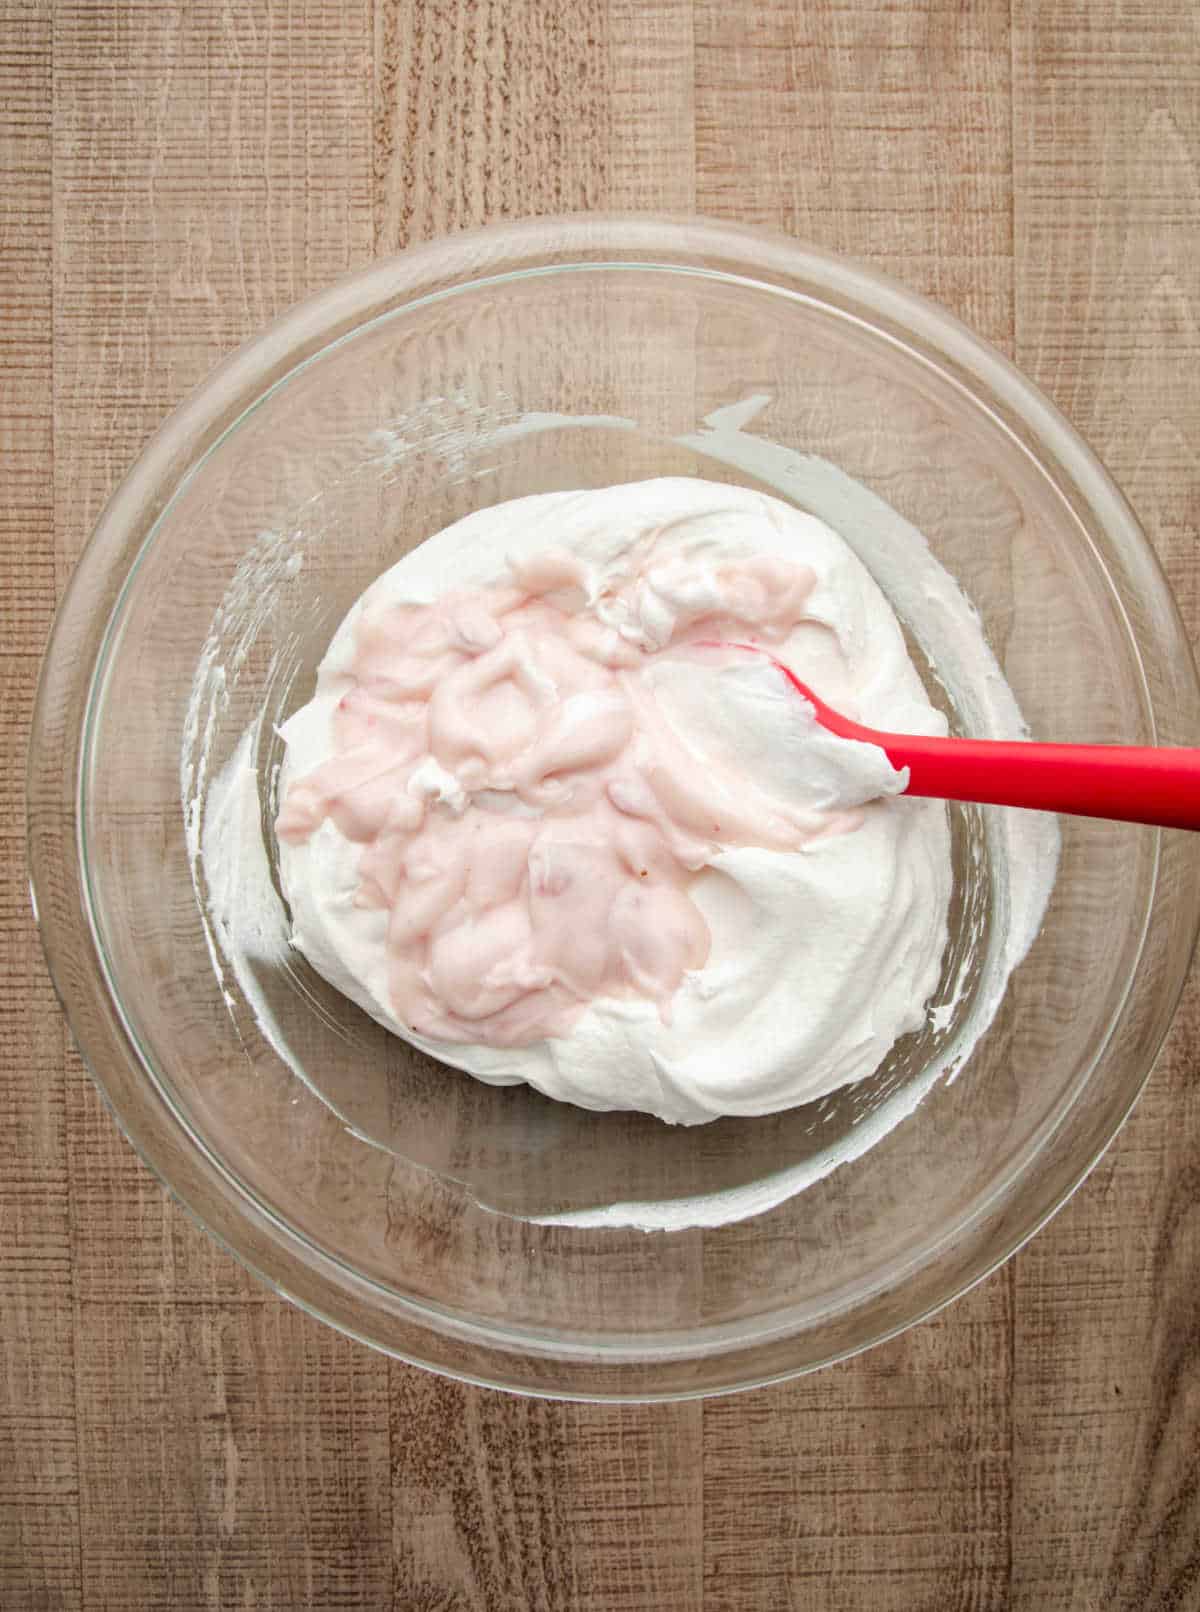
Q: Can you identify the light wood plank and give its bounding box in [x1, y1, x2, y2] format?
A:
[374, 7, 703, 1606]
[75, 1302, 390, 1610]
[51, 3, 388, 1604]
[0, 3, 81, 1606]
[694, 0, 1015, 348]
[703, 1284, 1014, 1612]
[373, 0, 695, 255]
[374, 0, 611, 248]
[391, 1371, 703, 1611]
[1011, 3, 1200, 1607]
[692, 5, 1016, 1608]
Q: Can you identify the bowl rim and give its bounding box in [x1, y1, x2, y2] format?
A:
[29, 211, 1200, 1399]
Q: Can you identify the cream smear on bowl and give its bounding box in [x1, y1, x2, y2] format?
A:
[184, 420, 1058, 1230]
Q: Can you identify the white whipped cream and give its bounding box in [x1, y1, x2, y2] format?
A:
[275, 478, 955, 1124]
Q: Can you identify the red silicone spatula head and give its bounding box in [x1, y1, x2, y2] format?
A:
[701, 640, 1200, 832]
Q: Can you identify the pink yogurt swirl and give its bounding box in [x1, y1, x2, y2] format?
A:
[276, 544, 867, 1047]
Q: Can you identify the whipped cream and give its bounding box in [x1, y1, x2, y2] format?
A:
[274, 479, 955, 1124]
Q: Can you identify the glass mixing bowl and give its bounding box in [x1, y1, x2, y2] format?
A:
[29, 216, 1200, 1399]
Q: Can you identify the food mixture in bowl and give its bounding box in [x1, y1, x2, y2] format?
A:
[274, 477, 1025, 1124]
[38, 214, 1192, 1390]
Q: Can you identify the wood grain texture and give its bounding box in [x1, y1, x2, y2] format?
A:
[391, 1371, 702, 1610]
[75, 1303, 391, 1609]
[693, 7, 1019, 1608]
[50, 3, 387, 1607]
[1011, 4, 1200, 1609]
[703, 1281, 1013, 1612]
[0, 4, 81, 1608]
[0, 1, 1196, 1607]
[374, 0, 695, 253]
[377, 13, 705, 1610]
[694, 0, 1014, 346]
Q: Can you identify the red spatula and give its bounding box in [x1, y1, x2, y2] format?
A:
[722, 643, 1200, 831]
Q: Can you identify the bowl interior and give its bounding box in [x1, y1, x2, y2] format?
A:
[49, 239, 1200, 1395]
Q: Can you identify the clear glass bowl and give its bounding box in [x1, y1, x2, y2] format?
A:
[29, 215, 1200, 1399]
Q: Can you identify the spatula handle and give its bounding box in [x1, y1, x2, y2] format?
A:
[886, 734, 1200, 831]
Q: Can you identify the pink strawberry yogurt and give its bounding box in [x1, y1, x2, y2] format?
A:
[274, 479, 952, 1123]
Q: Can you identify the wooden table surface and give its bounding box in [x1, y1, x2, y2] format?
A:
[4, 2, 1198, 1607]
